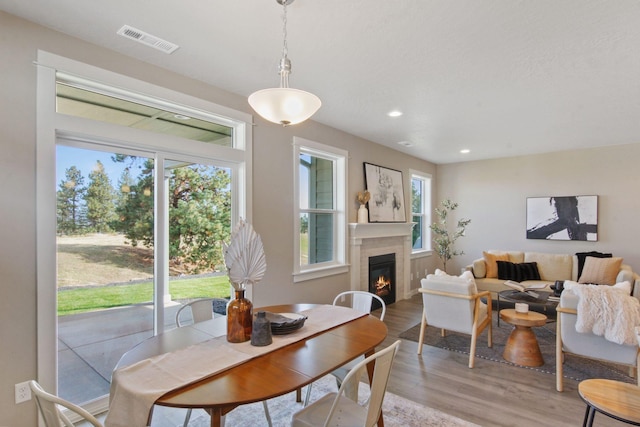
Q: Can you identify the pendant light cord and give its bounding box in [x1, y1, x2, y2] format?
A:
[282, 1, 288, 60]
[279, 1, 291, 88]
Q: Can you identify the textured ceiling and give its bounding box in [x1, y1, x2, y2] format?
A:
[2, 0, 639, 164]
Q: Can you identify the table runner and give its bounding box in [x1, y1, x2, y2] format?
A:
[105, 305, 366, 427]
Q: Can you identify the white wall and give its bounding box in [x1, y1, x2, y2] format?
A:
[0, 11, 436, 425]
[435, 144, 640, 274]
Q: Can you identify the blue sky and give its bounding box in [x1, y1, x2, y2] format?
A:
[56, 145, 146, 189]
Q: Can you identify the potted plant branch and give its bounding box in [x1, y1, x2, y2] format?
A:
[430, 199, 471, 273]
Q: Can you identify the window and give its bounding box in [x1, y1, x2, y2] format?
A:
[293, 137, 348, 282]
[37, 51, 252, 414]
[411, 171, 432, 253]
[56, 81, 235, 146]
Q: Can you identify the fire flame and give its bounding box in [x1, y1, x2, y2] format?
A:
[375, 275, 391, 292]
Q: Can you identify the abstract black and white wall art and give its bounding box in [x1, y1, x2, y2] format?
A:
[526, 195, 598, 241]
[364, 162, 406, 222]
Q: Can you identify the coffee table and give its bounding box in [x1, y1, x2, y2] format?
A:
[499, 309, 547, 367]
[497, 290, 557, 326]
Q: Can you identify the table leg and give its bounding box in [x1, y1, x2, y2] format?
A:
[209, 408, 224, 427]
[582, 405, 590, 427]
[502, 325, 544, 367]
[497, 294, 501, 326]
[585, 406, 596, 427]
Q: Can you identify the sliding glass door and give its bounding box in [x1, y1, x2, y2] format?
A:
[56, 144, 233, 405]
[37, 52, 251, 415]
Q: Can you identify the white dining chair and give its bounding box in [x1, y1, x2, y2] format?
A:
[175, 298, 218, 327]
[291, 340, 401, 427]
[30, 380, 103, 427]
[175, 298, 272, 427]
[303, 291, 386, 406]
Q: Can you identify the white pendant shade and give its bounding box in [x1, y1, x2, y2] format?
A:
[248, 87, 322, 126]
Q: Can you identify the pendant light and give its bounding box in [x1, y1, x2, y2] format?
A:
[248, 0, 321, 126]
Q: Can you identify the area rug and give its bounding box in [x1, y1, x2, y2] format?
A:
[399, 311, 634, 384]
[150, 374, 479, 426]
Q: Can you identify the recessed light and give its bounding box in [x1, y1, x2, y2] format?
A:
[173, 114, 191, 120]
[387, 110, 403, 118]
[397, 141, 414, 147]
[460, 149, 470, 154]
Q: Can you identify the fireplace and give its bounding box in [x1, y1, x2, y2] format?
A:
[368, 253, 396, 310]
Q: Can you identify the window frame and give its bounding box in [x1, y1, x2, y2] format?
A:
[410, 170, 432, 257]
[36, 50, 252, 414]
[292, 137, 348, 282]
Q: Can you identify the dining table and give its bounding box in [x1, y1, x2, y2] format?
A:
[107, 303, 388, 427]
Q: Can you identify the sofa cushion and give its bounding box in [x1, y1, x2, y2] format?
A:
[578, 256, 623, 286]
[497, 261, 541, 282]
[575, 251, 613, 278]
[483, 251, 509, 278]
[523, 252, 573, 281]
[472, 258, 487, 278]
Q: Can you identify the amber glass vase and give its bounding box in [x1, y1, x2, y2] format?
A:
[227, 289, 253, 343]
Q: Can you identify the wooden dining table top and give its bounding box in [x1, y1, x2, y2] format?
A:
[115, 303, 388, 427]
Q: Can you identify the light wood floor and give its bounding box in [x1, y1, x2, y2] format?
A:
[382, 294, 629, 427]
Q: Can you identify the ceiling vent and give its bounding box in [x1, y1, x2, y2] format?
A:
[117, 25, 179, 54]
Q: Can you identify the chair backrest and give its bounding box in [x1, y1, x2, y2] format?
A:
[332, 290, 386, 321]
[175, 298, 216, 327]
[420, 276, 477, 334]
[29, 381, 103, 427]
[325, 340, 400, 427]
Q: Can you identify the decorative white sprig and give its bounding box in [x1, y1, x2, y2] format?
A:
[222, 219, 267, 290]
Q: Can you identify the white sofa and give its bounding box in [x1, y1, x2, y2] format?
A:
[465, 250, 636, 298]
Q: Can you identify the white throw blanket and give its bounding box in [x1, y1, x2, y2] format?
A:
[571, 283, 640, 346]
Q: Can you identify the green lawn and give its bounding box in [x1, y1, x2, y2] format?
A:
[57, 275, 231, 316]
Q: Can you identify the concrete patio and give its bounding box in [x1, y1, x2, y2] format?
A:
[58, 302, 185, 404]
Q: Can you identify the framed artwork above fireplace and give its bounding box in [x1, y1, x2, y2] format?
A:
[364, 162, 406, 223]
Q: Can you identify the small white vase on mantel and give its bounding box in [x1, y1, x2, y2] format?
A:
[357, 204, 369, 224]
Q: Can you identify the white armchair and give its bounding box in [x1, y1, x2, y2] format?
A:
[417, 274, 493, 368]
[556, 289, 640, 392]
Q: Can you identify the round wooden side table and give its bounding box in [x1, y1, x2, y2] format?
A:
[499, 309, 547, 367]
[579, 379, 640, 426]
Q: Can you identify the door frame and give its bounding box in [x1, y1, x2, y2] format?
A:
[36, 51, 252, 415]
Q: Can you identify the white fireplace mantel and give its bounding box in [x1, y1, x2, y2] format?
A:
[349, 223, 415, 301]
[349, 223, 415, 241]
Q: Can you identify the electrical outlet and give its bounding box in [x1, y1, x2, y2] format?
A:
[15, 381, 31, 404]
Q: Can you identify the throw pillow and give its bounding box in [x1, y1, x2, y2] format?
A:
[497, 261, 541, 282]
[483, 251, 509, 278]
[578, 256, 623, 285]
[575, 251, 612, 278]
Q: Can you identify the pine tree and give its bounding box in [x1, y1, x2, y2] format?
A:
[57, 166, 86, 234]
[112, 158, 154, 247]
[169, 165, 231, 273]
[111, 156, 232, 273]
[85, 160, 116, 232]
